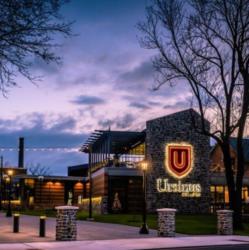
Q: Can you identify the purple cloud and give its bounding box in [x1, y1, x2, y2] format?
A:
[71, 95, 106, 105]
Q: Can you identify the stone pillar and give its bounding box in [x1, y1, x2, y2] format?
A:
[157, 208, 177, 237]
[217, 210, 233, 235]
[55, 206, 79, 241]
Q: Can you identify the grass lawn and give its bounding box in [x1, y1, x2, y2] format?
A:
[17, 209, 249, 236]
[77, 211, 249, 236]
[14, 209, 56, 217]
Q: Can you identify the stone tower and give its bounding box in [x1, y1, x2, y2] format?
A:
[146, 109, 210, 214]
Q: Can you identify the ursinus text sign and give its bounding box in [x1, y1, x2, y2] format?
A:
[156, 178, 201, 197]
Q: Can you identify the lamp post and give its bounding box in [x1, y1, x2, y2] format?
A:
[80, 144, 93, 220]
[139, 160, 149, 234]
[6, 169, 13, 217]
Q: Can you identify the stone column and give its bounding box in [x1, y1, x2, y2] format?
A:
[217, 210, 233, 235]
[157, 208, 177, 237]
[55, 206, 79, 241]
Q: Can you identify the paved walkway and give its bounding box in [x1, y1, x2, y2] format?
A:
[0, 236, 248, 250]
[0, 213, 249, 249]
[0, 213, 157, 243]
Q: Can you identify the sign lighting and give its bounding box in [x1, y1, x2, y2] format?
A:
[156, 178, 201, 197]
[165, 143, 193, 179]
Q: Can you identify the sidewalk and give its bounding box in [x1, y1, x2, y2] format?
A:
[0, 235, 248, 250]
[0, 213, 157, 242]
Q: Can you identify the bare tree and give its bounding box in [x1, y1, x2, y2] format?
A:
[27, 162, 51, 176]
[138, 0, 249, 229]
[0, 0, 72, 94]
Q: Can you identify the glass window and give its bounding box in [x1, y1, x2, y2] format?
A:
[224, 186, 229, 203]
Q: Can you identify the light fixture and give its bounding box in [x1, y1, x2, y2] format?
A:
[7, 169, 13, 176]
[141, 161, 148, 171]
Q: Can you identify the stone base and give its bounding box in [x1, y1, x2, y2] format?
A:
[157, 208, 176, 237]
[55, 206, 79, 241]
[217, 210, 233, 235]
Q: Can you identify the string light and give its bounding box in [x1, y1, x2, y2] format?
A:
[0, 147, 81, 152]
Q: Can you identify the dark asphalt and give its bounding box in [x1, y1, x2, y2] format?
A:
[147, 244, 249, 250]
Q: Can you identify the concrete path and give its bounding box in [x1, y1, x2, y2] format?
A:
[1, 213, 249, 249]
[0, 236, 248, 250]
[0, 213, 157, 243]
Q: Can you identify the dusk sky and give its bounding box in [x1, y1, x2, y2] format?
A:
[0, 0, 191, 175]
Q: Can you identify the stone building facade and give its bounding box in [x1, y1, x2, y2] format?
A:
[146, 109, 210, 213]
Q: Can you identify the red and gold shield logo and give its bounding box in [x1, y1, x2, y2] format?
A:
[165, 143, 193, 179]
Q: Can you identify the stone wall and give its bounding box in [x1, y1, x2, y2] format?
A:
[146, 109, 210, 214]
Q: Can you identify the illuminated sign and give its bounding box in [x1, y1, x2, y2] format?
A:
[156, 178, 201, 197]
[165, 143, 193, 179]
[155, 143, 201, 197]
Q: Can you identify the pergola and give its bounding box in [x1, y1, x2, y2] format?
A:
[81, 130, 145, 171]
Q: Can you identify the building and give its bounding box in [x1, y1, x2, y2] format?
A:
[0, 138, 85, 210]
[74, 109, 249, 214]
[1, 170, 85, 210]
[0, 167, 27, 209]
[68, 164, 89, 177]
[4, 109, 249, 213]
[78, 109, 211, 214]
[80, 130, 146, 213]
[210, 138, 249, 212]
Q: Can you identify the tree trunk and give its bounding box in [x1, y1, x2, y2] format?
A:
[234, 117, 246, 229]
[221, 141, 236, 213]
[235, 135, 244, 229]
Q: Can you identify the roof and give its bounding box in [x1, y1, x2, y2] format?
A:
[146, 108, 207, 124]
[230, 138, 249, 162]
[81, 130, 145, 154]
[15, 174, 86, 182]
[68, 164, 89, 171]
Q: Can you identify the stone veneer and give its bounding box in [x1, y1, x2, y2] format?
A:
[146, 109, 210, 214]
[217, 210, 233, 235]
[157, 208, 176, 237]
[55, 206, 79, 241]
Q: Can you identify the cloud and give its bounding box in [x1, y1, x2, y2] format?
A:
[97, 114, 136, 130]
[51, 117, 76, 132]
[148, 101, 162, 106]
[32, 57, 60, 75]
[115, 114, 135, 129]
[129, 102, 150, 110]
[0, 113, 88, 175]
[70, 95, 106, 105]
[116, 60, 154, 91]
[0, 113, 87, 147]
[164, 100, 190, 110]
[98, 119, 114, 129]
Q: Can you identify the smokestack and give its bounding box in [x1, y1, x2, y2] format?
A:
[18, 137, 24, 168]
